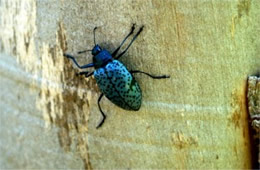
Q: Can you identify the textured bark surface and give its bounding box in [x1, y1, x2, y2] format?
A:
[247, 76, 260, 166]
[0, 0, 259, 169]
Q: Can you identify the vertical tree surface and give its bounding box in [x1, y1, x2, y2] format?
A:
[0, 0, 259, 169]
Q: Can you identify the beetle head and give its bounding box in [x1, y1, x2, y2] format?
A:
[90, 28, 112, 68]
[92, 45, 102, 56]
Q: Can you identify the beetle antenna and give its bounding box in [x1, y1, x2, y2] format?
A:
[77, 49, 92, 54]
[93, 27, 98, 45]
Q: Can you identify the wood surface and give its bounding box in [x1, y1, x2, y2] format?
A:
[0, 0, 259, 169]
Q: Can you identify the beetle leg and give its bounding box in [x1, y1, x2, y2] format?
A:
[130, 70, 170, 79]
[64, 53, 94, 69]
[115, 26, 144, 60]
[78, 71, 94, 78]
[96, 93, 106, 129]
[112, 24, 136, 57]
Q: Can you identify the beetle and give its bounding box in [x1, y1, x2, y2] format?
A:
[64, 24, 170, 128]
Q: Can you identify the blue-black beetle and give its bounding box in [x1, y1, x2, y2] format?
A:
[64, 24, 170, 128]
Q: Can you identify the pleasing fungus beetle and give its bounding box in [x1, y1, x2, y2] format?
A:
[64, 24, 170, 128]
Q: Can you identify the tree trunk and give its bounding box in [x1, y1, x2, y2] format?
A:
[0, 0, 259, 169]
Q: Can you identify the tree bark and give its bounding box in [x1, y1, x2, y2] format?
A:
[0, 0, 259, 169]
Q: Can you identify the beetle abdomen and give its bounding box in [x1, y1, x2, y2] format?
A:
[94, 60, 142, 110]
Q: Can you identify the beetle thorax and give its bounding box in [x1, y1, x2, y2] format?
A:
[92, 45, 113, 69]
